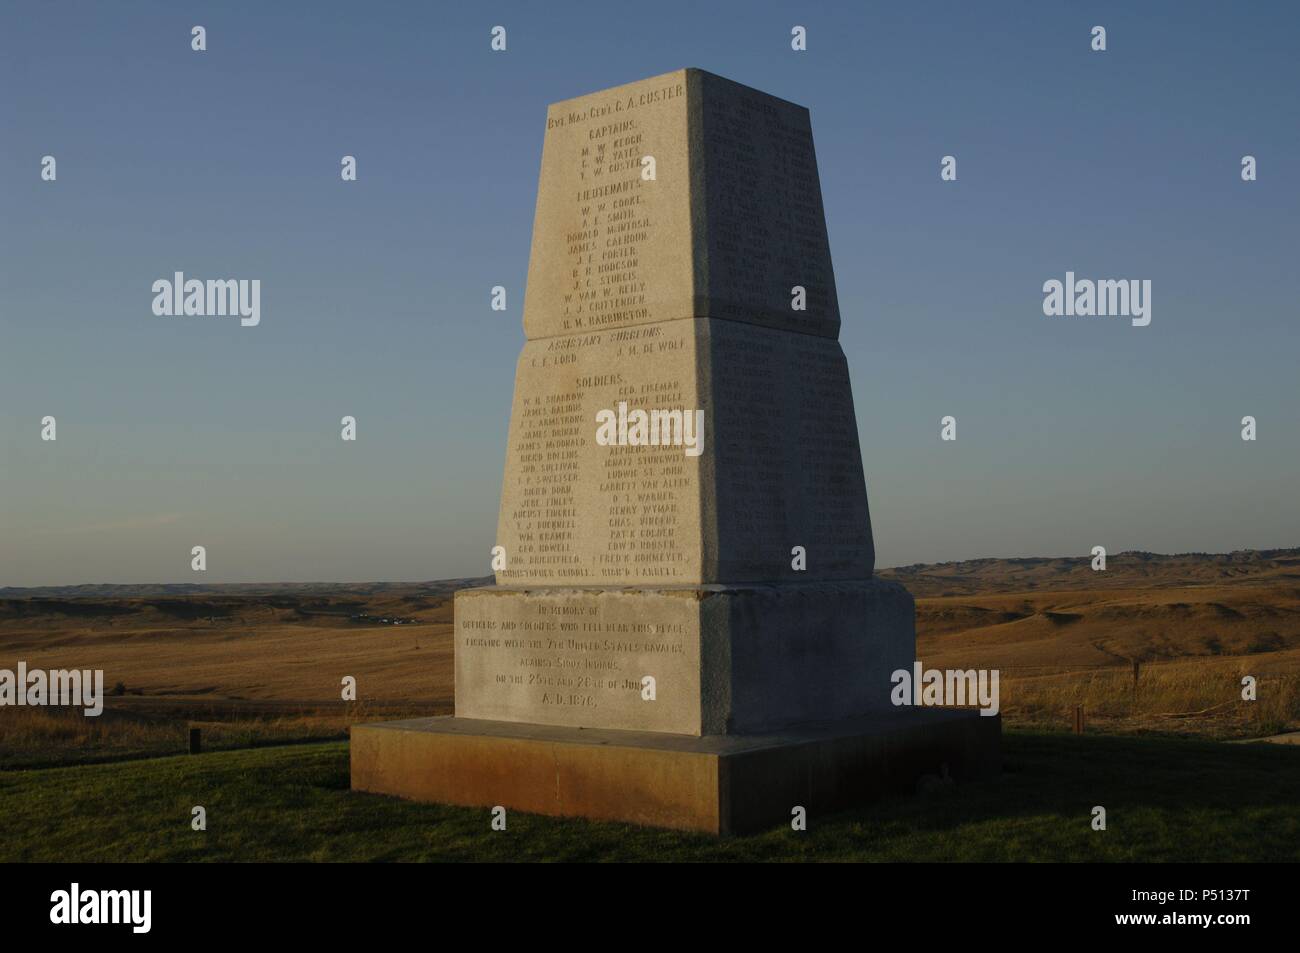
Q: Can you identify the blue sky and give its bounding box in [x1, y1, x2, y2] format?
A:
[2, 1, 1297, 585]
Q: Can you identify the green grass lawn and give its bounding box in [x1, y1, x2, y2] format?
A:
[2, 731, 1297, 861]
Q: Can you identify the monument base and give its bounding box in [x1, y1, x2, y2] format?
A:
[455, 579, 916, 735]
[350, 710, 1001, 835]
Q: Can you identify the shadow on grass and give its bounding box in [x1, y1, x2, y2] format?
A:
[1, 730, 1296, 862]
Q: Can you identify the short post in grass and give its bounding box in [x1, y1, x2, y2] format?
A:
[189, 726, 202, 754]
[1132, 658, 1141, 706]
[1072, 705, 1085, 735]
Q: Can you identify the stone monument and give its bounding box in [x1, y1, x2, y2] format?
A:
[352, 69, 999, 834]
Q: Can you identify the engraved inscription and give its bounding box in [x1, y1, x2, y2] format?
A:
[455, 590, 702, 733]
[523, 68, 842, 339]
[524, 72, 693, 339]
[499, 323, 702, 585]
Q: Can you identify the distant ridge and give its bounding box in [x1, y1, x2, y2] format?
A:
[0, 577, 494, 600]
[4, 548, 1299, 599]
[877, 548, 1300, 598]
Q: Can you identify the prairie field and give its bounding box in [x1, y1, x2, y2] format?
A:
[2, 551, 1299, 769]
[895, 550, 1300, 738]
[0, 581, 467, 767]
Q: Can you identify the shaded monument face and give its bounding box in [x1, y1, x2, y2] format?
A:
[498, 68, 873, 587]
[456, 68, 910, 736]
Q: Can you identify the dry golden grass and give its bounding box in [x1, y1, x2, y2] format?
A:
[0, 696, 441, 768]
[0, 588, 457, 766]
[2, 553, 1298, 766]
[914, 586, 1300, 669]
[910, 571, 1300, 737]
[997, 663, 1300, 737]
[0, 595, 454, 703]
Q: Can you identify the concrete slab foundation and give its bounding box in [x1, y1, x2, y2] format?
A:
[350, 709, 1000, 835]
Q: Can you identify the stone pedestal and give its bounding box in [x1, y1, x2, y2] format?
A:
[454, 580, 914, 735]
[351, 710, 1001, 835]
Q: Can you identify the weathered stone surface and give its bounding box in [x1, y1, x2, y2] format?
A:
[503, 69, 868, 587]
[496, 318, 873, 586]
[481, 68, 889, 732]
[455, 579, 912, 735]
[495, 319, 707, 586]
[699, 319, 872, 582]
[702, 578, 913, 734]
[522, 68, 840, 342]
[692, 70, 840, 337]
[455, 585, 704, 734]
[523, 70, 694, 340]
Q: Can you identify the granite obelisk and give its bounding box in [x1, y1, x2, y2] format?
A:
[352, 69, 999, 833]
